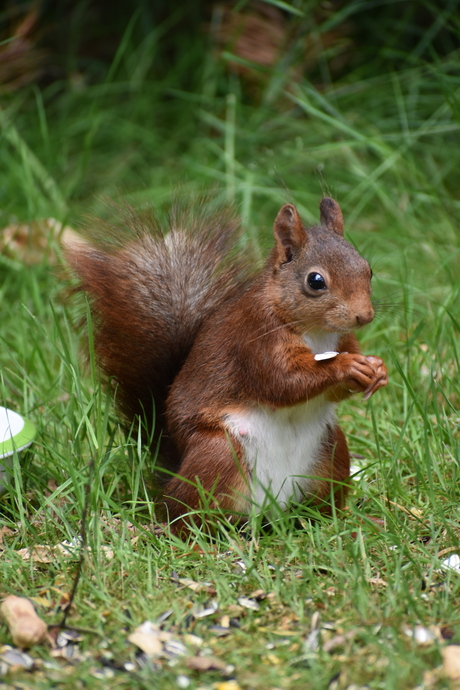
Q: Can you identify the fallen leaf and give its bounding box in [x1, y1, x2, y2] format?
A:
[442, 645, 460, 681]
[225, 604, 244, 618]
[264, 653, 282, 665]
[16, 541, 114, 563]
[421, 667, 443, 688]
[171, 574, 216, 595]
[322, 630, 357, 653]
[0, 526, 14, 546]
[98, 545, 115, 560]
[186, 655, 226, 671]
[29, 596, 54, 609]
[438, 546, 460, 558]
[0, 595, 48, 648]
[367, 576, 388, 588]
[16, 542, 80, 563]
[248, 589, 267, 601]
[382, 498, 426, 519]
[310, 611, 321, 630]
[183, 633, 203, 648]
[0, 218, 76, 265]
[128, 622, 163, 658]
[127, 620, 180, 659]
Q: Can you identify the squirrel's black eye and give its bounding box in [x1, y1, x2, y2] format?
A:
[307, 272, 327, 291]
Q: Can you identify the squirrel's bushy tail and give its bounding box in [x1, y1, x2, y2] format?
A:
[65, 201, 254, 462]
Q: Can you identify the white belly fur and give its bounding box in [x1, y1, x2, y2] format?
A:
[225, 331, 341, 511]
[225, 397, 337, 510]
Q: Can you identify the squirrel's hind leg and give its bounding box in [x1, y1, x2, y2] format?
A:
[163, 430, 251, 536]
[309, 425, 351, 514]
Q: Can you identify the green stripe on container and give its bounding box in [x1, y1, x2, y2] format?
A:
[0, 418, 36, 459]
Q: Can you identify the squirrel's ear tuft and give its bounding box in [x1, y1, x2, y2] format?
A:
[319, 197, 344, 236]
[273, 204, 306, 264]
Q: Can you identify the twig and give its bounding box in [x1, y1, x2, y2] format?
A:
[56, 458, 94, 629]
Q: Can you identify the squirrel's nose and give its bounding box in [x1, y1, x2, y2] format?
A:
[356, 309, 374, 326]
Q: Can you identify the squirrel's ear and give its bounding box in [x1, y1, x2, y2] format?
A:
[319, 197, 344, 236]
[273, 204, 306, 263]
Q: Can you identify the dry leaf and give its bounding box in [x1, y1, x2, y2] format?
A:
[442, 645, 460, 682]
[183, 633, 203, 648]
[0, 218, 76, 265]
[421, 669, 443, 688]
[367, 576, 388, 588]
[171, 574, 216, 595]
[186, 655, 226, 671]
[322, 630, 357, 653]
[98, 545, 115, 560]
[127, 621, 180, 659]
[128, 622, 163, 658]
[248, 589, 267, 601]
[16, 541, 113, 563]
[29, 596, 54, 609]
[264, 653, 282, 665]
[438, 546, 460, 558]
[0, 595, 48, 648]
[0, 526, 14, 546]
[16, 542, 79, 563]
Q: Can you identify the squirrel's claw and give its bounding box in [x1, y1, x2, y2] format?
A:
[362, 357, 388, 400]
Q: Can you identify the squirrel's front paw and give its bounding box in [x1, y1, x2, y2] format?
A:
[337, 353, 377, 394]
[362, 356, 388, 400]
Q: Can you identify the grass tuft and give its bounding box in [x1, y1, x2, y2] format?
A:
[0, 2, 459, 687]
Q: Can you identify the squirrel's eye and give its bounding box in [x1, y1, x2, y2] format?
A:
[307, 272, 327, 291]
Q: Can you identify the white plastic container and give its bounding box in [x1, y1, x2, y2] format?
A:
[0, 406, 36, 495]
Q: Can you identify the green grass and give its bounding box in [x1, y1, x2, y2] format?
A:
[0, 1, 459, 688]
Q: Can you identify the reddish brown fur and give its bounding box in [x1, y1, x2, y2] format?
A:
[65, 196, 388, 535]
[164, 430, 250, 535]
[311, 425, 351, 512]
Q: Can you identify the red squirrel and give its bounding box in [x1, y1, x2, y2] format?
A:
[65, 196, 388, 533]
